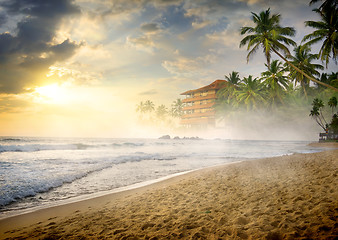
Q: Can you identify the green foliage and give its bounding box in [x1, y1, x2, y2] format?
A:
[240, 8, 338, 92]
[309, 97, 338, 132]
[135, 99, 184, 129]
[239, 8, 296, 66]
[261, 60, 289, 106]
[156, 104, 168, 121]
[236, 76, 267, 110]
[171, 99, 183, 118]
[330, 114, 338, 131]
[303, 0, 337, 67]
[287, 45, 324, 96]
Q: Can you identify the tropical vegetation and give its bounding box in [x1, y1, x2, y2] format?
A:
[135, 1, 338, 137]
[136, 98, 184, 127]
[214, 1, 337, 138]
[310, 97, 337, 136]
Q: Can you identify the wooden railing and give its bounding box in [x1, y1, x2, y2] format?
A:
[182, 102, 215, 111]
[182, 93, 217, 103]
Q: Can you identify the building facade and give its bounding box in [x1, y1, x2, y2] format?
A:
[180, 80, 227, 129]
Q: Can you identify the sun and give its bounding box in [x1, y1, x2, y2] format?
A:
[34, 83, 69, 104]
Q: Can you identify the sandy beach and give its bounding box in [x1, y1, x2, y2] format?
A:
[1, 146, 337, 239]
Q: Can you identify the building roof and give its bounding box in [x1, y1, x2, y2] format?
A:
[180, 80, 227, 95]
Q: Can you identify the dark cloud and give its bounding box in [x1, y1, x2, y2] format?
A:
[0, 13, 7, 27]
[0, 0, 81, 94]
[141, 23, 160, 33]
[1, 0, 80, 18]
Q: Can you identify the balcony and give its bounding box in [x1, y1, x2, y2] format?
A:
[182, 93, 217, 103]
[182, 102, 215, 111]
[181, 111, 215, 119]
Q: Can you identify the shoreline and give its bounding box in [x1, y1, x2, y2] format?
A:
[0, 160, 246, 221]
[0, 140, 330, 221]
[1, 147, 337, 239]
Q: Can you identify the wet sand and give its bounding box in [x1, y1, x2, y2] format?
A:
[1, 148, 337, 239]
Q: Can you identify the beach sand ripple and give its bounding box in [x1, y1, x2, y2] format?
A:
[1, 149, 337, 239]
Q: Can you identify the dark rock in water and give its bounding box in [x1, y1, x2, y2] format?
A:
[182, 136, 202, 140]
[173, 136, 180, 139]
[159, 135, 170, 139]
[190, 136, 202, 140]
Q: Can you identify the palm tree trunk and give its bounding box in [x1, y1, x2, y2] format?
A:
[302, 82, 308, 98]
[271, 47, 338, 92]
[319, 109, 328, 126]
[315, 117, 326, 131]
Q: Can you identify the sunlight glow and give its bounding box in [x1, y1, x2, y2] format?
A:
[34, 84, 69, 104]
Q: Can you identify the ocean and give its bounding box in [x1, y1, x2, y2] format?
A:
[0, 137, 324, 219]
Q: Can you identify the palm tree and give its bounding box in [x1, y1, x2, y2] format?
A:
[236, 75, 266, 110]
[309, 0, 337, 11]
[144, 100, 155, 113]
[217, 71, 241, 106]
[225, 71, 241, 85]
[171, 99, 183, 118]
[303, 3, 337, 67]
[261, 60, 289, 106]
[283, 82, 306, 107]
[328, 96, 337, 114]
[239, 8, 296, 67]
[310, 98, 328, 130]
[156, 104, 168, 121]
[328, 72, 338, 88]
[287, 45, 324, 96]
[240, 8, 338, 92]
[136, 101, 145, 113]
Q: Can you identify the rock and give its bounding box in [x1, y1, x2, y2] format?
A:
[159, 135, 170, 139]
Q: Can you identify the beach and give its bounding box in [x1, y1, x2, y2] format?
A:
[1, 146, 337, 239]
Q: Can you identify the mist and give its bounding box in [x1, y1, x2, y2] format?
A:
[132, 106, 322, 141]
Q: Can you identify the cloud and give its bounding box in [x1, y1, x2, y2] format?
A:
[0, 12, 6, 27]
[162, 53, 216, 78]
[138, 89, 158, 95]
[141, 23, 160, 33]
[0, 94, 31, 113]
[126, 35, 156, 52]
[46, 65, 101, 86]
[0, 0, 81, 94]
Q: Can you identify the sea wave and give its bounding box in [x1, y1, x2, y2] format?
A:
[0, 141, 145, 153]
[0, 152, 176, 207]
[0, 144, 85, 153]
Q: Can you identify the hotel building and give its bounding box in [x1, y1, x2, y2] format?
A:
[180, 80, 227, 129]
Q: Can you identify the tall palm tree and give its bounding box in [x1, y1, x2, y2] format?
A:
[310, 98, 328, 130]
[283, 82, 306, 107]
[309, 0, 337, 13]
[156, 104, 168, 121]
[328, 96, 337, 114]
[217, 71, 241, 106]
[225, 71, 241, 85]
[303, 3, 338, 67]
[240, 8, 338, 91]
[261, 60, 289, 106]
[236, 75, 266, 110]
[287, 45, 324, 96]
[171, 99, 183, 118]
[144, 100, 155, 113]
[136, 101, 145, 113]
[239, 8, 296, 67]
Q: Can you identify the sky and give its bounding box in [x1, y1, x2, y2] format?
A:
[0, 0, 334, 138]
